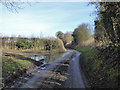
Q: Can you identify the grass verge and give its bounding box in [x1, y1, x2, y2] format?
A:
[2, 55, 34, 87]
[75, 46, 119, 88]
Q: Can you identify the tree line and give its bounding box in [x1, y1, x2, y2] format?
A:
[67, 2, 119, 88]
[92, 2, 119, 88]
[72, 24, 93, 47]
[56, 24, 93, 48]
[94, 2, 120, 47]
[56, 31, 73, 46]
[1, 36, 59, 51]
[93, 2, 119, 71]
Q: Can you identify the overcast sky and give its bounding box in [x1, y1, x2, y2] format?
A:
[1, 2, 96, 37]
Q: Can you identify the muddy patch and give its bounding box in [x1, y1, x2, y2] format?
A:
[39, 53, 76, 88]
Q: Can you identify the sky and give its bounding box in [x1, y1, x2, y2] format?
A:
[0, 2, 96, 38]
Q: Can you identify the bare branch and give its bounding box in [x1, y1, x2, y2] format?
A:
[1, 0, 30, 13]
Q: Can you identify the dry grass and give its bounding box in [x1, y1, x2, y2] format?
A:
[77, 38, 95, 47]
[57, 39, 67, 52]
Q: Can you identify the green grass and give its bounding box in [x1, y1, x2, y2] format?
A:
[2, 57, 17, 74]
[75, 46, 119, 87]
[16, 60, 32, 68]
[75, 47, 89, 52]
[0, 68, 2, 78]
[107, 68, 118, 78]
[2, 56, 33, 77]
[15, 57, 21, 59]
[75, 47, 97, 62]
[92, 59, 102, 71]
[75, 47, 102, 71]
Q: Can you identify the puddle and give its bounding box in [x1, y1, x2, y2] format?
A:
[30, 52, 67, 70]
[10, 51, 70, 88]
[40, 67, 46, 70]
[30, 53, 66, 63]
[31, 55, 46, 61]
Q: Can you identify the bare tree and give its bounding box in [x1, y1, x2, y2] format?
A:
[64, 32, 73, 46]
[1, 0, 31, 12]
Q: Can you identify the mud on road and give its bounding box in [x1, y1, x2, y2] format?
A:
[11, 50, 87, 88]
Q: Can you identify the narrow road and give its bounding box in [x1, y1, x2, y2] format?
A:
[64, 50, 85, 88]
[12, 50, 85, 88]
[20, 50, 75, 88]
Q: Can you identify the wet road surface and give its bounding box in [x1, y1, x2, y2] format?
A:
[12, 50, 85, 88]
[64, 50, 85, 88]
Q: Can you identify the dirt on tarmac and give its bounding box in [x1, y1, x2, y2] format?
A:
[10, 50, 88, 88]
